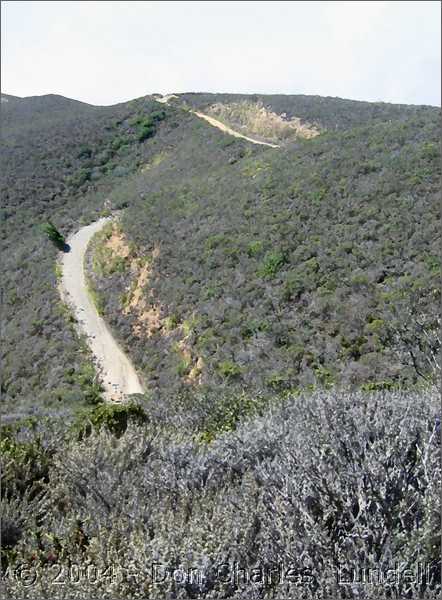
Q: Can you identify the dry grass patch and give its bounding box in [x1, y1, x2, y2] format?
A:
[207, 100, 321, 143]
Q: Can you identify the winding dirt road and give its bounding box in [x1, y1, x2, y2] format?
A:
[57, 98, 277, 403]
[192, 111, 280, 148]
[156, 94, 280, 148]
[58, 217, 145, 401]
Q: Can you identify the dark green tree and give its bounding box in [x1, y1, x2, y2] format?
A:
[41, 221, 66, 249]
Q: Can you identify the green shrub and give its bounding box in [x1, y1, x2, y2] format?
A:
[86, 283, 105, 315]
[73, 402, 148, 439]
[217, 360, 242, 379]
[67, 167, 91, 188]
[421, 141, 439, 160]
[108, 255, 128, 274]
[361, 379, 396, 392]
[111, 136, 130, 151]
[1, 418, 54, 498]
[265, 371, 292, 391]
[199, 390, 266, 442]
[137, 124, 155, 142]
[176, 357, 192, 377]
[282, 272, 305, 300]
[40, 221, 65, 249]
[240, 319, 270, 338]
[304, 256, 319, 272]
[135, 115, 162, 142]
[75, 362, 103, 405]
[247, 240, 264, 257]
[366, 318, 385, 333]
[150, 110, 166, 122]
[258, 250, 286, 277]
[313, 365, 335, 387]
[76, 145, 92, 159]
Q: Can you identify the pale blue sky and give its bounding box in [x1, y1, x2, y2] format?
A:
[1, 1, 440, 106]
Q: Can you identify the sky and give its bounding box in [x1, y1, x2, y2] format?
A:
[1, 0, 440, 106]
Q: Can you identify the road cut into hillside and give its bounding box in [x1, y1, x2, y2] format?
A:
[155, 94, 280, 148]
[58, 217, 145, 402]
[192, 111, 280, 148]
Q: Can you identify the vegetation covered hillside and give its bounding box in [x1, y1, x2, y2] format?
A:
[2, 91, 439, 419]
[87, 98, 440, 411]
[1, 93, 256, 415]
[175, 92, 433, 141]
[1, 91, 440, 600]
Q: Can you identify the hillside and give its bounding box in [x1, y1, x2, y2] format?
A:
[2, 92, 259, 414]
[86, 96, 440, 412]
[176, 92, 432, 140]
[2, 92, 440, 414]
[1, 91, 440, 600]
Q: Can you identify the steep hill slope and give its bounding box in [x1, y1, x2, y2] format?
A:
[86, 99, 440, 408]
[1, 92, 261, 414]
[1, 91, 440, 418]
[2, 91, 440, 600]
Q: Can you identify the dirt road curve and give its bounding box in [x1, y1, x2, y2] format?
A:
[57, 93, 276, 403]
[193, 111, 280, 148]
[58, 217, 145, 401]
[155, 94, 280, 148]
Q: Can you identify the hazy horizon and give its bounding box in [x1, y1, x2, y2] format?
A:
[2, 1, 441, 107]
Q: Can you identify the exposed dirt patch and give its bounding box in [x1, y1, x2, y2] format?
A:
[155, 94, 179, 104]
[105, 225, 132, 258]
[96, 225, 163, 337]
[133, 305, 162, 337]
[98, 225, 206, 383]
[123, 247, 162, 337]
[188, 355, 205, 383]
[125, 262, 150, 312]
[174, 334, 205, 385]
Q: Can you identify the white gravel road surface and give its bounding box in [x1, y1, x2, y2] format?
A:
[58, 217, 145, 401]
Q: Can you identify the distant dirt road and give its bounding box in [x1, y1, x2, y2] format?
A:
[58, 217, 145, 402]
[193, 111, 280, 148]
[155, 94, 280, 148]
